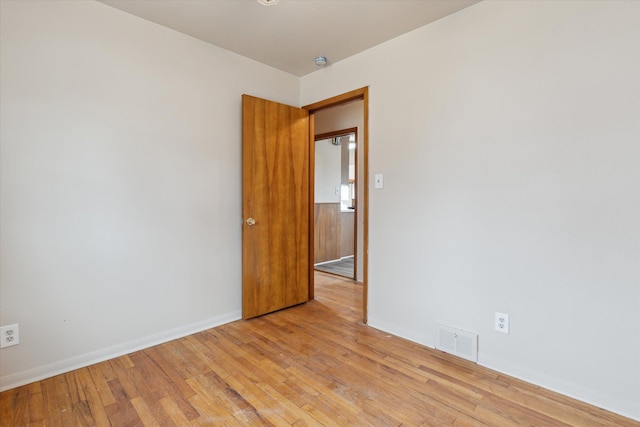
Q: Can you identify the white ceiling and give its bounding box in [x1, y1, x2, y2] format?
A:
[99, 0, 479, 76]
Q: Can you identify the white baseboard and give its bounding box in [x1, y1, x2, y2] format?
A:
[314, 255, 355, 266]
[0, 310, 241, 392]
[367, 319, 436, 350]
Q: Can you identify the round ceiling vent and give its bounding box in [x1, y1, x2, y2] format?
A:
[315, 56, 328, 66]
[257, 0, 279, 5]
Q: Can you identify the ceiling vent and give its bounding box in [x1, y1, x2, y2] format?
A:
[257, 0, 279, 5]
[315, 56, 328, 66]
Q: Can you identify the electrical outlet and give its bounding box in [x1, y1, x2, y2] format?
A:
[495, 312, 509, 334]
[0, 324, 19, 348]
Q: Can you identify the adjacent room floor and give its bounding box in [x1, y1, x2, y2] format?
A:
[314, 256, 354, 278]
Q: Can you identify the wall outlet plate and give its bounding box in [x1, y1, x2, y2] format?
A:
[0, 323, 19, 348]
[495, 312, 509, 334]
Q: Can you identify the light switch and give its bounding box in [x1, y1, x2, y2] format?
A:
[374, 174, 384, 189]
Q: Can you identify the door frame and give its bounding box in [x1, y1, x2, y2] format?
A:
[314, 127, 358, 280]
[304, 87, 369, 323]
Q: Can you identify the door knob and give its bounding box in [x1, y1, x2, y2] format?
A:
[245, 217, 256, 226]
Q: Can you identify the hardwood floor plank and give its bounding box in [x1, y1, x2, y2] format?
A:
[130, 348, 201, 423]
[1, 271, 638, 426]
[104, 378, 144, 426]
[185, 374, 245, 426]
[73, 368, 111, 427]
[71, 400, 95, 427]
[86, 363, 117, 408]
[217, 374, 295, 425]
[40, 377, 64, 427]
[7, 388, 28, 427]
[70, 370, 88, 406]
[159, 396, 192, 426]
[0, 388, 15, 426]
[54, 375, 75, 426]
[186, 350, 286, 425]
[107, 362, 139, 406]
[284, 365, 361, 419]
[130, 396, 160, 425]
[258, 382, 330, 426]
[142, 344, 197, 402]
[22, 382, 43, 424]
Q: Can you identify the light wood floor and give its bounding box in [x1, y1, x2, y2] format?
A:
[1, 272, 637, 426]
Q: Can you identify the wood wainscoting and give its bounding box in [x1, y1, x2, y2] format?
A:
[314, 203, 356, 265]
[314, 203, 340, 264]
[340, 210, 354, 258]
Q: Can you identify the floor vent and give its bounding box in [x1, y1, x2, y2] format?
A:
[436, 324, 478, 362]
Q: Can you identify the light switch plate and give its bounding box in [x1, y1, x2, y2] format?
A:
[374, 174, 384, 189]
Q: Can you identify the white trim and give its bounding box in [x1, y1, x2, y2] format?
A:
[314, 259, 341, 266]
[367, 319, 435, 350]
[0, 311, 241, 392]
[314, 255, 355, 266]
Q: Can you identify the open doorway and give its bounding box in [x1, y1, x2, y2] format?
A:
[304, 87, 368, 322]
[313, 129, 357, 279]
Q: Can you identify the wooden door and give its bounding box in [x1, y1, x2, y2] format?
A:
[242, 95, 310, 319]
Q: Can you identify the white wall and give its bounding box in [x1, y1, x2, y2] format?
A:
[302, 0, 640, 420]
[314, 139, 341, 203]
[0, 0, 298, 389]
